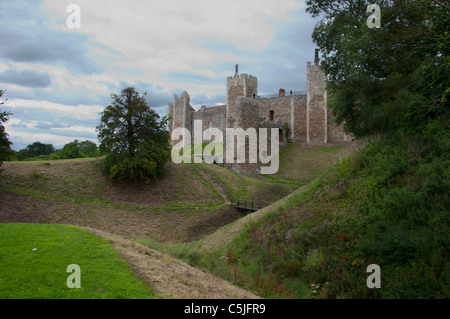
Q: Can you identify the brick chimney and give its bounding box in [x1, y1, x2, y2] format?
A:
[279, 88, 285, 97]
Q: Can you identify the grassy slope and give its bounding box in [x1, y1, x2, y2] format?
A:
[1, 142, 346, 244]
[0, 141, 355, 298]
[184, 134, 449, 299]
[0, 159, 223, 207]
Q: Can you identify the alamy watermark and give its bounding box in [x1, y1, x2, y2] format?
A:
[367, 4, 381, 29]
[66, 4, 81, 29]
[66, 264, 81, 288]
[171, 120, 280, 174]
[366, 264, 381, 289]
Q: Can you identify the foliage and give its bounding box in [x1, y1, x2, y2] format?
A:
[17, 142, 56, 160]
[200, 126, 449, 299]
[61, 139, 86, 159]
[180, 2, 450, 298]
[16, 140, 99, 161]
[306, 0, 449, 138]
[97, 87, 170, 183]
[79, 140, 99, 157]
[0, 89, 13, 168]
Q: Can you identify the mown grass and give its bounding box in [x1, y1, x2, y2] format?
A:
[1, 140, 364, 298]
[0, 159, 224, 208]
[259, 141, 351, 186]
[0, 223, 157, 299]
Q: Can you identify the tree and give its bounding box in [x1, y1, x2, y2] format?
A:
[306, 0, 449, 138]
[79, 140, 99, 157]
[61, 139, 86, 159]
[17, 141, 55, 160]
[0, 89, 13, 167]
[96, 87, 170, 182]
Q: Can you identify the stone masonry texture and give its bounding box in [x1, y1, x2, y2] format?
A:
[168, 53, 352, 176]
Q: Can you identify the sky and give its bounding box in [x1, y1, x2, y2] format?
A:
[0, 0, 320, 151]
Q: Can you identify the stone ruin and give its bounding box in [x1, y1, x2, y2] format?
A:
[168, 51, 352, 176]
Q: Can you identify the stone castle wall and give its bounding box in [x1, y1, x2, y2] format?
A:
[306, 61, 327, 143]
[193, 105, 227, 141]
[259, 94, 307, 141]
[171, 91, 194, 147]
[226, 72, 257, 127]
[168, 53, 352, 176]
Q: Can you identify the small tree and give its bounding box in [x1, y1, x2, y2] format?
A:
[79, 140, 99, 157]
[61, 140, 86, 159]
[0, 89, 13, 168]
[17, 141, 55, 160]
[97, 87, 170, 182]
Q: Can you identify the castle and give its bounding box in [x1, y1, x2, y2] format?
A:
[168, 51, 352, 176]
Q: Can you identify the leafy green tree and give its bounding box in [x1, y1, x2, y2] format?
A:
[97, 87, 170, 182]
[61, 139, 86, 159]
[79, 140, 99, 157]
[17, 141, 55, 160]
[0, 89, 13, 167]
[306, 0, 449, 138]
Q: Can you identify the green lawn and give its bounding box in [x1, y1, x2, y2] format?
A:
[0, 223, 157, 299]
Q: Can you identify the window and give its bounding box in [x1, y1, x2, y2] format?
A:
[269, 110, 274, 121]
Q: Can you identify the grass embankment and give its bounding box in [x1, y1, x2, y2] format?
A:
[143, 132, 449, 299]
[0, 223, 156, 299]
[0, 159, 223, 208]
[0, 140, 356, 298]
[1, 142, 345, 244]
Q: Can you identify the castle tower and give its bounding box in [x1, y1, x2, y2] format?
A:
[171, 91, 194, 147]
[226, 64, 258, 127]
[306, 49, 328, 143]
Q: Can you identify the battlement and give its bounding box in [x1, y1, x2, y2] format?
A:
[168, 51, 351, 160]
[226, 73, 258, 91]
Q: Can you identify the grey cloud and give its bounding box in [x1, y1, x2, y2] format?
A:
[188, 93, 227, 107]
[0, 0, 100, 76]
[0, 69, 51, 88]
[10, 122, 27, 129]
[34, 120, 69, 130]
[0, 29, 100, 75]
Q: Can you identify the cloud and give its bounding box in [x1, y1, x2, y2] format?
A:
[0, 69, 52, 88]
[5, 126, 98, 151]
[1, 0, 321, 151]
[6, 98, 104, 120]
[34, 120, 70, 130]
[0, 0, 101, 75]
[40, 0, 305, 91]
[4, 115, 99, 151]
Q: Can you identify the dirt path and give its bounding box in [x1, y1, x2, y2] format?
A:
[81, 227, 259, 299]
[195, 167, 231, 204]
